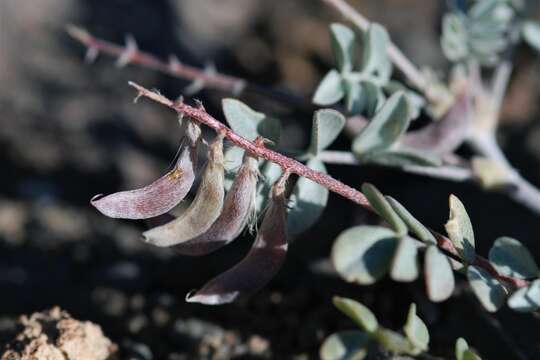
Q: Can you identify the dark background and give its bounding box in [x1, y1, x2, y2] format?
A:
[1, 0, 539, 359]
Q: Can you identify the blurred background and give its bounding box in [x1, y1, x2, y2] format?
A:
[0, 0, 540, 359]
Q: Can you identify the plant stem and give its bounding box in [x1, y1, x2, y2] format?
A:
[129, 81, 372, 208]
[321, 0, 428, 92]
[66, 25, 311, 110]
[129, 81, 528, 289]
[318, 150, 473, 181]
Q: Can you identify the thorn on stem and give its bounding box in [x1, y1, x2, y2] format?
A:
[116, 34, 138, 68]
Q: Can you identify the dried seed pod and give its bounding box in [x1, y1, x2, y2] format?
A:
[172, 151, 259, 255]
[91, 120, 201, 219]
[186, 172, 288, 305]
[143, 133, 226, 247]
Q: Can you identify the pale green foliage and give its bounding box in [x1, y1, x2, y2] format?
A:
[445, 195, 476, 263]
[441, 0, 518, 65]
[321, 298, 431, 358]
[331, 185, 539, 315]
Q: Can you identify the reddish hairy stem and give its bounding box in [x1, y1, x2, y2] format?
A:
[128, 81, 528, 289]
[129, 82, 371, 209]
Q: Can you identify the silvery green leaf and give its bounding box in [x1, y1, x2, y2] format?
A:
[489, 237, 539, 279]
[375, 328, 414, 354]
[332, 226, 398, 285]
[455, 338, 469, 360]
[445, 195, 475, 264]
[222, 99, 280, 143]
[469, 0, 500, 20]
[330, 23, 356, 72]
[288, 158, 329, 234]
[404, 303, 429, 352]
[507, 285, 539, 312]
[309, 109, 346, 154]
[424, 245, 455, 302]
[344, 79, 364, 113]
[320, 331, 369, 360]
[362, 23, 392, 82]
[467, 266, 507, 312]
[522, 21, 540, 52]
[333, 296, 379, 333]
[441, 14, 469, 62]
[255, 161, 282, 213]
[527, 279, 540, 307]
[224, 146, 245, 190]
[456, 338, 482, 360]
[386, 196, 436, 244]
[390, 237, 419, 282]
[383, 81, 424, 119]
[361, 183, 407, 236]
[361, 81, 384, 117]
[352, 92, 410, 155]
[313, 70, 345, 105]
[360, 148, 442, 167]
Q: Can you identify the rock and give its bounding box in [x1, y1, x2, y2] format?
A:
[1, 307, 116, 360]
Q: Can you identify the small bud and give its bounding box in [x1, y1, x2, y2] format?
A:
[172, 151, 259, 255]
[91, 121, 201, 219]
[143, 132, 226, 247]
[186, 174, 288, 305]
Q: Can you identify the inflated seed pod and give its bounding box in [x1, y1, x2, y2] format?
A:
[143, 132, 226, 247]
[172, 151, 259, 255]
[186, 173, 288, 305]
[91, 120, 201, 219]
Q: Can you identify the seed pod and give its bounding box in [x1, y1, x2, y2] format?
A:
[186, 173, 288, 305]
[172, 151, 259, 255]
[143, 133, 226, 247]
[91, 120, 201, 219]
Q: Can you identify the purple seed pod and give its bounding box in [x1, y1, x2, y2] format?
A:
[186, 173, 288, 305]
[172, 151, 259, 255]
[90, 120, 201, 219]
[142, 132, 226, 247]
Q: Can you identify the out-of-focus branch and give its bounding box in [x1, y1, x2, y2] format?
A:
[320, 0, 428, 92]
[66, 25, 311, 110]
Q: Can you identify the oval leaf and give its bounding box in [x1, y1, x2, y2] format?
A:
[222, 99, 280, 143]
[507, 284, 540, 313]
[362, 23, 392, 81]
[288, 158, 329, 234]
[313, 70, 345, 106]
[330, 23, 355, 72]
[333, 296, 378, 333]
[424, 245, 455, 302]
[386, 196, 436, 244]
[352, 92, 411, 155]
[361, 183, 407, 236]
[320, 331, 369, 360]
[466, 266, 507, 312]
[522, 21, 540, 53]
[445, 195, 475, 264]
[309, 109, 346, 154]
[489, 237, 539, 279]
[332, 226, 398, 285]
[404, 303, 429, 352]
[390, 237, 419, 282]
[375, 328, 414, 354]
